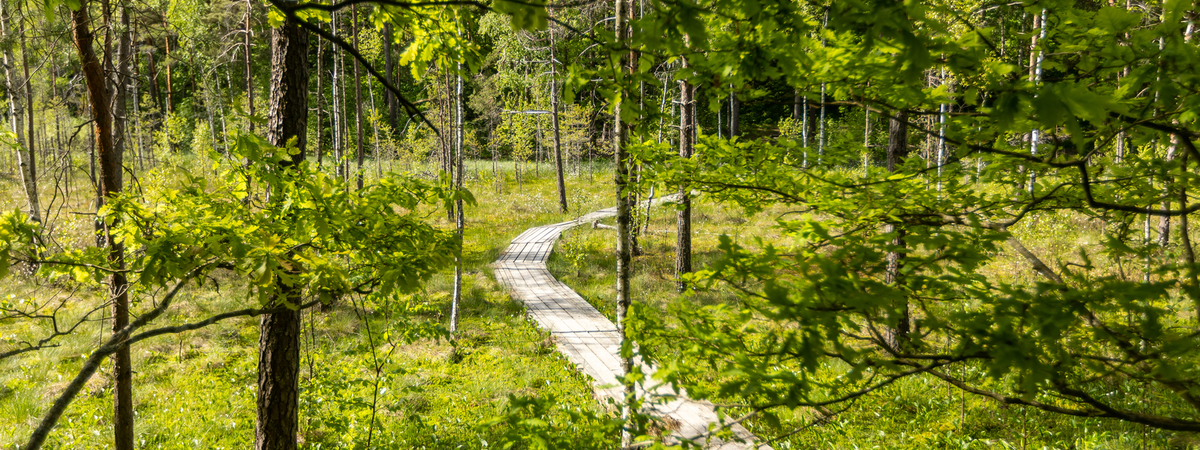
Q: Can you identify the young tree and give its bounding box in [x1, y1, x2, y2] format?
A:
[1, 0, 41, 225]
[548, 10, 568, 213]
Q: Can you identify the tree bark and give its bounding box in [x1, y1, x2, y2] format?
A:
[548, 14, 568, 213]
[315, 34, 325, 166]
[884, 110, 909, 349]
[70, 5, 131, 450]
[111, 3, 134, 449]
[614, 0, 636, 444]
[256, 13, 309, 450]
[676, 59, 694, 292]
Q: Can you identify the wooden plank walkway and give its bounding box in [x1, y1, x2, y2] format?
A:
[493, 198, 769, 449]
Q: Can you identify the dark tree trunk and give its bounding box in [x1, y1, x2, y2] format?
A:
[256, 13, 308, 450]
[792, 90, 801, 121]
[71, 5, 131, 450]
[884, 110, 909, 349]
[548, 13, 567, 213]
[315, 35, 324, 166]
[111, 4, 134, 449]
[384, 23, 397, 133]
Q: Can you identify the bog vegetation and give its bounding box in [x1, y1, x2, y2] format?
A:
[0, 0, 1198, 448]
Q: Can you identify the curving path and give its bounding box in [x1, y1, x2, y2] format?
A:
[493, 198, 769, 449]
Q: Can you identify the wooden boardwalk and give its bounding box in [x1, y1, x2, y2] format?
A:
[493, 200, 768, 449]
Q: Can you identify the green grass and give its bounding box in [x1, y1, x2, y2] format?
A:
[0, 154, 618, 449]
[545, 183, 1198, 449]
[4, 152, 1199, 449]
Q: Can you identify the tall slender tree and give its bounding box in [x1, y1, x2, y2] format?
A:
[352, 4, 364, 189]
[884, 109, 909, 348]
[676, 56, 694, 292]
[256, 9, 309, 450]
[548, 11, 567, 213]
[0, 0, 41, 224]
[69, 2, 131, 449]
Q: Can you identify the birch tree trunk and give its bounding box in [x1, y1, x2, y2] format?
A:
[244, 0, 253, 134]
[352, 4, 364, 190]
[0, 0, 40, 224]
[450, 46, 464, 334]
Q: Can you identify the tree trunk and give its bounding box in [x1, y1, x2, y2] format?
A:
[450, 50, 464, 335]
[614, 0, 636, 444]
[1158, 19, 1193, 246]
[884, 110, 909, 350]
[729, 89, 739, 137]
[70, 5, 131, 450]
[792, 90, 800, 121]
[384, 23, 397, 134]
[111, 5, 134, 448]
[315, 35, 325, 166]
[0, 0, 40, 224]
[1027, 9, 1046, 193]
[256, 12, 309, 450]
[676, 59, 694, 292]
[353, 4, 364, 189]
[863, 106, 872, 170]
[244, 0, 254, 134]
[549, 23, 567, 213]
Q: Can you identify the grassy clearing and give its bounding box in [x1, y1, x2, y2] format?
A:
[0, 155, 617, 449]
[546, 179, 1196, 449]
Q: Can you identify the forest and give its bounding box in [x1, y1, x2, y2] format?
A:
[1, 0, 1199, 447]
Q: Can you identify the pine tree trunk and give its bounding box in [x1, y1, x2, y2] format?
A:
[316, 35, 325, 166]
[256, 12, 308, 450]
[70, 5, 131, 450]
[884, 110, 909, 350]
[111, 4, 134, 449]
[676, 59, 694, 292]
[547, 16, 567, 214]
